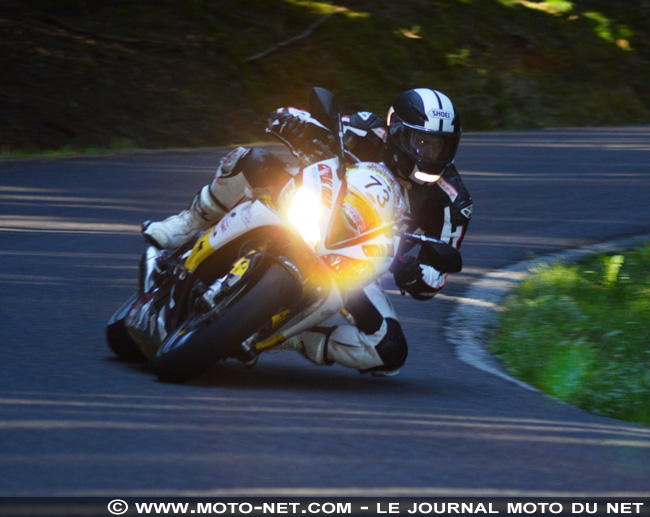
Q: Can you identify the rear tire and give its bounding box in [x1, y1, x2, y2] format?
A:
[106, 294, 147, 362]
[152, 263, 301, 383]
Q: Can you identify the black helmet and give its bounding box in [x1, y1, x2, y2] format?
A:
[384, 88, 461, 186]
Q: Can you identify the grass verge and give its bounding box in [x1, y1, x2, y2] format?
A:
[489, 243, 650, 426]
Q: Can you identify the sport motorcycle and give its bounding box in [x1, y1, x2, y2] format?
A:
[106, 88, 462, 382]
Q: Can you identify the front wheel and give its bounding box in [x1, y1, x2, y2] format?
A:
[152, 263, 301, 383]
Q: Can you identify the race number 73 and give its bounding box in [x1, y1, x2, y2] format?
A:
[365, 175, 391, 207]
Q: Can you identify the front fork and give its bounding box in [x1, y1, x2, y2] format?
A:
[193, 254, 254, 313]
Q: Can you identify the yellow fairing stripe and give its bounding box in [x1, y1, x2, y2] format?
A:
[184, 231, 215, 272]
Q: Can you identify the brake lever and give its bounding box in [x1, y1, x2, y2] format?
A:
[265, 128, 310, 165]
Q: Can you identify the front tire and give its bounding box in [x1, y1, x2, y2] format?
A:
[152, 263, 301, 383]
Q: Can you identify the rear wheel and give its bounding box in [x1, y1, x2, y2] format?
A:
[106, 294, 147, 362]
[152, 263, 301, 383]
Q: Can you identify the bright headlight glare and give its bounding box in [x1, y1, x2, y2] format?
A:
[288, 186, 321, 248]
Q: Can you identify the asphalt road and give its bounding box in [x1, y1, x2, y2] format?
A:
[0, 127, 649, 498]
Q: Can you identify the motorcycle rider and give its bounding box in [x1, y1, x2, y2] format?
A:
[143, 88, 473, 376]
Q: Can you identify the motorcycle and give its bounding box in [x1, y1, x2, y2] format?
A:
[106, 87, 462, 382]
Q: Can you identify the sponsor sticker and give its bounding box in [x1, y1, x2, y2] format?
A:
[437, 177, 458, 201]
[428, 109, 452, 120]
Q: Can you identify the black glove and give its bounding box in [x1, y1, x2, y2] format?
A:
[392, 255, 423, 293]
[273, 111, 307, 143]
[268, 108, 334, 161]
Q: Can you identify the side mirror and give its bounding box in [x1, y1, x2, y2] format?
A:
[310, 87, 346, 178]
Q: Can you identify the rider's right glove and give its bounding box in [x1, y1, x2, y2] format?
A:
[268, 107, 335, 162]
[391, 255, 424, 295]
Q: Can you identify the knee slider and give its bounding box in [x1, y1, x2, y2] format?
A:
[374, 318, 408, 371]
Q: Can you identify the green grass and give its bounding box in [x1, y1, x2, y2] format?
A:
[489, 244, 650, 426]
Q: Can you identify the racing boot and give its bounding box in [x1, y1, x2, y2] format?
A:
[143, 184, 225, 249]
[143, 147, 253, 249]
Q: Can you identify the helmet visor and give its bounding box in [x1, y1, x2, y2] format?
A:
[409, 131, 453, 162]
[391, 122, 459, 171]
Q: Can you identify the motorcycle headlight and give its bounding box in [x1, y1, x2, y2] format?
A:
[287, 186, 322, 249]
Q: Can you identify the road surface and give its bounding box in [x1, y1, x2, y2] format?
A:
[0, 127, 649, 497]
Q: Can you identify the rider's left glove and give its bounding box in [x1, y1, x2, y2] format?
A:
[391, 255, 423, 294]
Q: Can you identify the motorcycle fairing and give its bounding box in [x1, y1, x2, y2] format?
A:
[125, 258, 191, 359]
[184, 200, 284, 273]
